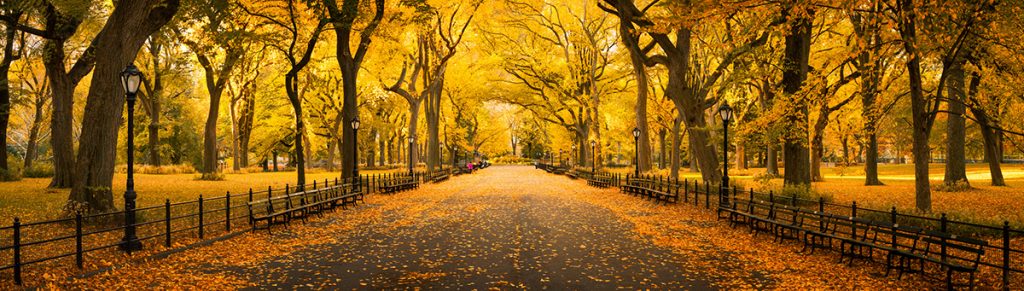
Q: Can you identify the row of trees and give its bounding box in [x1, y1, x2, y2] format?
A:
[1, 0, 1022, 214]
[0, 0, 495, 214]
[484, 0, 1024, 213]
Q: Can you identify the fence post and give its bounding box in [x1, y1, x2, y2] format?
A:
[694, 180, 699, 206]
[940, 213, 948, 261]
[1003, 221, 1010, 290]
[226, 192, 231, 232]
[75, 213, 83, 268]
[817, 197, 824, 231]
[248, 188, 254, 226]
[13, 218, 21, 285]
[198, 195, 205, 239]
[891, 207, 898, 248]
[683, 179, 688, 203]
[732, 187, 738, 209]
[165, 199, 172, 247]
[267, 186, 273, 214]
[704, 182, 709, 209]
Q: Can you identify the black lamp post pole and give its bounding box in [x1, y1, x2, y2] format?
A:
[721, 115, 730, 207]
[408, 138, 414, 175]
[352, 119, 360, 192]
[591, 142, 596, 173]
[120, 67, 142, 253]
[633, 130, 640, 176]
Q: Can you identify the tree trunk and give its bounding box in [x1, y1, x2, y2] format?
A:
[811, 104, 829, 182]
[735, 142, 747, 171]
[368, 129, 377, 168]
[780, 6, 813, 187]
[327, 0, 384, 179]
[229, 97, 240, 171]
[379, 132, 386, 166]
[286, 73, 306, 188]
[24, 92, 46, 170]
[69, 0, 179, 212]
[658, 128, 666, 169]
[148, 104, 161, 166]
[898, 0, 932, 212]
[943, 58, 968, 186]
[0, 18, 17, 175]
[326, 140, 336, 171]
[966, 73, 1004, 186]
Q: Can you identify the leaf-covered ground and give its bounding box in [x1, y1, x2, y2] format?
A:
[53, 165, 950, 289]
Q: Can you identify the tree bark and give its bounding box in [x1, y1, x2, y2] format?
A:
[69, 0, 179, 212]
[325, 0, 384, 179]
[658, 128, 666, 169]
[780, 6, 813, 187]
[615, 11, 653, 173]
[24, 86, 47, 170]
[966, 72, 1004, 186]
[0, 14, 19, 175]
[943, 58, 968, 186]
[898, 0, 932, 212]
[32, 3, 96, 188]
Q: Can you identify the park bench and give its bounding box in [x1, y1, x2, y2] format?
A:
[834, 219, 923, 268]
[248, 187, 322, 232]
[428, 170, 451, 183]
[380, 175, 418, 194]
[566, 169, 579, 179]
[620, 175, 680, 204]
[586, 173, 616, 188]
[891, 230, 986, 289]
[769, 204, 807, 243]
[717, 190, 986, 289]
[723, 200, 775, 236]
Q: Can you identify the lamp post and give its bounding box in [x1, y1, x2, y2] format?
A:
[590, 140, 597, 173]
[351, 117, 360, 191]
[119, 64, 144, 252]
[571, 144, 576, 167]
[558, 149, 563, 166]
[632, 127, 641, 176]
[718, 102, 734, 207]
[407, 135, 414, 175]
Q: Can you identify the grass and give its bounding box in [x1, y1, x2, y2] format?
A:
[0, 168, 407, 224]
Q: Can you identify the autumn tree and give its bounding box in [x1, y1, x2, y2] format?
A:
[324, 0, 384, 179]
[176, 0, 248, 179]
[241, 0, 326, 188]
[69, 0, 180, 212]
[893, 0, 986, 212]
[601, 0, 779, 181]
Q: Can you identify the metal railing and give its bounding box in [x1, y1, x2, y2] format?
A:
[539, 167, 1022, 288]
[0, 170, 457, 286]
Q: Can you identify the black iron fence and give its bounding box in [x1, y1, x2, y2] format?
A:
[0, 169, 464, 286]
[537, 166, 1022, 288]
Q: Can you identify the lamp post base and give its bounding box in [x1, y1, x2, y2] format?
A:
[118, 237, 143, 252]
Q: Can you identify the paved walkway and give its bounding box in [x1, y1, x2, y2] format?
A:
[235, 166, 715, 289]
[68, 165, 927, 289]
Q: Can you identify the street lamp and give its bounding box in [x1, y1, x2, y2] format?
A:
[407, 135, 414, 175]
[351, 117, 360, 191]
[718, 102, 734, 207]
[571, 144, 576, 167]
[119, 64, 143, 252]
[632, 127, 641, 176]
[558, 149, 563, 166]
[590, 140, 597, 173]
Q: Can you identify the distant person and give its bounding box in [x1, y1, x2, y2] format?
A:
[467, 162, 474, 171]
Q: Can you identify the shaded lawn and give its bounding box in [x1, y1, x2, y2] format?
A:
[0, 169, 405, 223]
